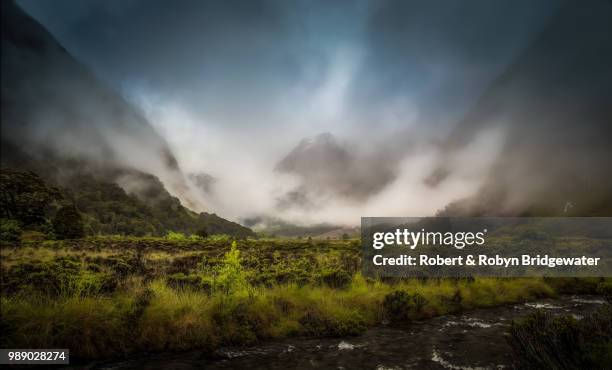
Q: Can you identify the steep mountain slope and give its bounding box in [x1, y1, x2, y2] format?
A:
[0, 1, 253, 237]
[1, 0, 178, 180]
[434, 0, 612, 216]
[0, 169, 254, 238]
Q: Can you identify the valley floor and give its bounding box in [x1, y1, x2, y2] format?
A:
[1, 237, 610, 367]
[89, 295, 609, 370]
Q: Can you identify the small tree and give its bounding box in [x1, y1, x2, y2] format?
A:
[53, 204, 84, 239]
[214, 241, 250, 296]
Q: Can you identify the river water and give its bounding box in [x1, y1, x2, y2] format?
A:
[94, 295, 606, 370]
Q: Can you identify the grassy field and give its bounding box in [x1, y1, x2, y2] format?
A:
[0, 236, 609, 361]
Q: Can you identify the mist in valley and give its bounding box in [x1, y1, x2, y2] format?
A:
[7, 0, 612, 229]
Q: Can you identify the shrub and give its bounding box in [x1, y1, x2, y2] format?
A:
[211, 300, 272, 344]
[60, 269, 117, 297]
[298, 307, 366, 336]
[597, 281, 612, 303]
[213, 241, 251, 296]
[166, 231, 187, 241]
[3, 258, 116, 296]
[0, 218, 21, 243]
[196, 227, 209, 238]
[440, 289, 463, 313]
[207, 234, 232, 244]
[508, 306, 612, 369]
[383, 291, 428, 322]
[52, 205, 84, 239]
[321, 269, 352, 289]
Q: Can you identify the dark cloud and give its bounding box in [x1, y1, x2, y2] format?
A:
[435, 0, 612, 216]
[352, 0, 560, 126]
[17, 0, 601, 224]
[17, 0, 300, 123]
[17, 0, 559, 128]
[1, 0, 203, 210]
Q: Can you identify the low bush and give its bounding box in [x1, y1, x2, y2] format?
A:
[0, 218, 21, 243]
[298, 306, 366, 336]
[508, 305, 612, 369]
[383, 290, 428, 322]
[597, 281, 612, 303]
[320, 269, 352, 289]
[206, 234, 233, 244]
[165, 231, 187, 241]
[53, 205, 84, 239]
[2, 258, 116, 296]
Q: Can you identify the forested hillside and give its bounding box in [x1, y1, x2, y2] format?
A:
[0, 169, 253, 239]
[0, 0, 253, 239]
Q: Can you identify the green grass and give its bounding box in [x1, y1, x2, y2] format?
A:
[1, 275, 562, 359]
[0, 237, 608, 361]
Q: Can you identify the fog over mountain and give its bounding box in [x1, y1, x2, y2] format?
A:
[434, 0, 612, 216]
[1, 0, 257, 237]
[275, 133, 397, 203]
[9, 0, 611, 225]
[1, 0, 208, 211]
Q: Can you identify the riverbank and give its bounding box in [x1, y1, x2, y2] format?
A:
[1, 237, 610, 363]
[87, 295, 609, 370]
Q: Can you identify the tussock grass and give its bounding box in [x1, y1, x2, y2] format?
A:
[1, 275, 563, 359]
[1, 238, 606, 360]
[1, 295, 132, 358]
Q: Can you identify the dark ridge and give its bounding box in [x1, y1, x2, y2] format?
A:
[434, 0, 612, 216]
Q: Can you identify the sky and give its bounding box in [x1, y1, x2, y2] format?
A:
[16, 0, 563, 225]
